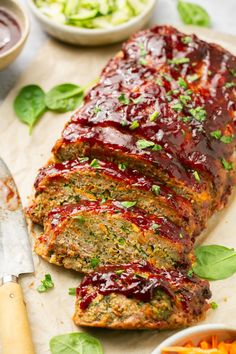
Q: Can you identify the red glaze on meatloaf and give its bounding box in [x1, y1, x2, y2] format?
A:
[35, 201, 193, 273]
[73, 261, 211, 329]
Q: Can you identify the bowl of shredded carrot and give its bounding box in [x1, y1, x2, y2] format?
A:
[151, 324, 236, 354]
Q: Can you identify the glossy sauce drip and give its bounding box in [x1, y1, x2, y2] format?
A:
[60, 26, 236, 199]
[0, 9, 21, 54]
[77, 262, 211, 310]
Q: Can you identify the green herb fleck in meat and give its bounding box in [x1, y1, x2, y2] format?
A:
[189, 107, 206, 122]
[168, 57, 190, 65]
[152, 185, 161, 195]
[91, 257, 100, 268]
[129, 120, 140, 130]
[221, 158, 233, 170]
[149, 111, 160, 122]
[118, 93, 130, 105]
[193, 170, 201, 182]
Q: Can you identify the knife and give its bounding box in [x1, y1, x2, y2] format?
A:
[0, 157, 35, 354]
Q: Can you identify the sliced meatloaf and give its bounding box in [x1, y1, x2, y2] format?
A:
[35, 201, 192, 273]
[27, 157, 200, 237]
[73, 261, 211, 329]
[52, 25, 236, 217]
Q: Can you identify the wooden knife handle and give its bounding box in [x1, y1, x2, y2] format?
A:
[0, 280, 35, 354]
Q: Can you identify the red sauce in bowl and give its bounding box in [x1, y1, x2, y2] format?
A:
[0, 8, 21, 55]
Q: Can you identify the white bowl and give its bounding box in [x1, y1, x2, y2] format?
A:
[151, 324, 236, 354]
[27, 0, 157, 46]
[0, 0, 30, 70]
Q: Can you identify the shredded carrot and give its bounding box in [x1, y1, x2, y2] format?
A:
[162, 336, 236, 354]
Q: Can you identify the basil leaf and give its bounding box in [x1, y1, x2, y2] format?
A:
[14, 85, 46, 134]
[45, 83, 84, 112]
[177, 0, 211, 27]
[50, 333, 104, 354]
[193, 245, 236, 280]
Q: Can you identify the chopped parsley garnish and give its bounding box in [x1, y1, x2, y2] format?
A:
[156, 78, 163, 86]
[73, 215, 86, 223]
[118, 163, 127, 171]
[210, 302, 218, 310]
[168, 57, 190, 65]
[225, 82, 236, 88]
[189, 107, 206, 122]
[172, 102, 183, 112]
[152, 185, 161, 195]
[121, 119, 128, 126]
[91, 258, 100, 268]
[210, 130, 222, 139]
[220, 135, 234, 144]
[181, 36, 192, 44]
[115, 269, 124, 275]
[180, 94, 191, 105]
[149, 111, 160, 122]
[136, 139, 155, 150]
[135, 273, 148, 279]
[93, 106, 101, 114]
[68, 288, 76, 296]
[152, 144, 162, 151]
[140, 58, 147, 66]
[129, 120, 139, 130]
[90, 159, 100, 168]
[120, 201, 137, 208]
[187, 74, 199, 83]
[221, 158, 233, 170]
[118, 93, 130, 105]
[79, 157, 89, 163]
[193, 170, 201, 182]
[182, 116, 191, 123]
[37, 274, 54, 293]
[152, 223, 160, 232]
[177, 77, 188, 89]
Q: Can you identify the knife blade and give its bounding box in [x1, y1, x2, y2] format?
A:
[0, 157, 34, 277]
[0, 157, 35, 354]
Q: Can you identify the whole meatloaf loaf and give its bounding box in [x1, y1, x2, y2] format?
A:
[35, 201, 192, 273]
[73, 262, 211, 330]
[28, 157, 200, 237]
[52, 25, 236, 223]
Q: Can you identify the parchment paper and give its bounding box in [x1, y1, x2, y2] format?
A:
[0, 26, 236, 354]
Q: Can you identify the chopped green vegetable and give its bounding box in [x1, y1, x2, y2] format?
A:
[68, 288, 76, 296]
[152, 223, 160, 231]
[152, 144, 162, 151]
[149, 111, 160, 122]
[140, 58, 147, 66]
[168, 57, 190, 65]
[193, 170, 201, 182]
[14, 85, 46, 134]
[187, 269, 194, 277]
[211, 302, 218, 310]
[179, 95, 191, 105]
[177, 0, 211, 27]
[91, 257, 100, 268]
[116, 269, 124, 275]
[210, 130, 222, 139]
[136, 139, 155, 150]
[50, 332, 104, 354]
[120, 201, 137, 208]
[129, 120, 140, 130]
[220, 135, 234, 144]
[189, 107, 206, 122]
[172, 102, 183, 112]
[73, 215, 86, 223]
[37, 274, 54, 293]
[93, 106, 102, 114]
[152, 185, 160, 195]
[118, 93, 130, 105]
[177, 77, 188, 89]
[221, 158, 233, 170]
[181, 36, 192, 44]
[90, 159, 100, 168]
[79, 157, 89, 163]
[45, 83, 83, 112]
[225, 82, 236, 88]
[193, 245, 236, 280]
[187, 74, 199, 83]
[118, 163, 127, 171]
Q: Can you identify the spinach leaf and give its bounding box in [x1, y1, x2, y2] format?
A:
[14, 85, 46, 134]
[45, 83, 84, 112]
[193, 245, 236, 280]
[177, 0, 211, 27]
[50, 332, 104, 354]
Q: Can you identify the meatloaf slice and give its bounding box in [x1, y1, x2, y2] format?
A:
[27, 157, 199, 236]
[73, 261, 211, 330]
[52, 25, 236, 216]
[35, 201, 192, 273]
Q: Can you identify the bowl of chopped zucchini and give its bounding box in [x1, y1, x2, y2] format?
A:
[27, 0, 157, 46]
